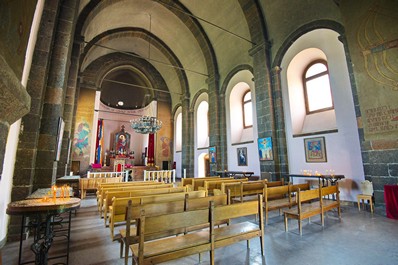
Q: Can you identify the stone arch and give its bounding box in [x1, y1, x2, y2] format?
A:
[220, 64, 253, 96]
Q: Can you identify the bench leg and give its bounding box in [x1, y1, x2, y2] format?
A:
[246, 239, 250, 249]
[120, 239, 124, 258]
[284, 213, 288, 232]
[299, 220, 302, 236]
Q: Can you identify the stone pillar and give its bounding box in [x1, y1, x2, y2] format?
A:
[250, 42, 278, 179]
[59, 38, 82, 176]
[207, 74, 226, 173]
[33, 0, 79, 189]
[271, 66, 289, 176]
[181, 94, 194, 177]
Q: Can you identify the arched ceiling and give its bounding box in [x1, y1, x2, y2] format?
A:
[77, 0, 254, 109]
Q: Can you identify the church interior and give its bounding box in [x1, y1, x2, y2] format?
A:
[0, 0, 397, 264]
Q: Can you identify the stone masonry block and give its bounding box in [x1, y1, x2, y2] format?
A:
[364, 164, 389, 177]
[388, 164, 398, 177]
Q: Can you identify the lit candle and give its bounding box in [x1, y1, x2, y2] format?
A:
[52, 185, 57, 202]
[60, 186, 64, 199]
[66, 185, 70, 199]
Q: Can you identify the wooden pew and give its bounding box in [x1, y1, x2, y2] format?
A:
[283, 188, 322, 235]
[110, 190, 207, 240]
[102, 186, 187, 224]
[222, 180, 267, 203]
[127, 195, 264, 265]
[181, 176, 220, 187]
[320, 183, 341, 224]
[96, 181, 162, 209]
[192, 177, 233, 191]
[202, 178, 248, 195]
[80, 176, 123, 199]
[118, 194, 227, 261]
[97, 183, 173, 213]
[264, 184, 292, 225]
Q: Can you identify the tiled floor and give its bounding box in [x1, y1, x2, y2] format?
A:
[1, 197, 398, 265]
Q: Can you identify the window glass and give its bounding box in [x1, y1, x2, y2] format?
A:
[304, 61, 333, 113]
[243, 91, 253, 128]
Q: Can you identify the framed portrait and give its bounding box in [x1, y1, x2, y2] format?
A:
[237, 147, 248, 166]
[304, 136, 327, 163]
[258, 137, 273, 161]
[55, 117, 65, 161]
[209, 146, 216, 164]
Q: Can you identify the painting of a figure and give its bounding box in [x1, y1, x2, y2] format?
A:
[237, 147, 247, 166]
[258, 137, 273, 161]
[209, 146, 216, 164]
[73, 121, 90, 157]
[304, 137, 327, 162]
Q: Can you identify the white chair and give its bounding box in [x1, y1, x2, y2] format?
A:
[357, 180, 374, 213]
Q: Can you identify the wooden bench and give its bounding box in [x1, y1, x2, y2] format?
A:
[283, 188, 322, 235]
[103, 186, 187, 224]
[119, 194, 228, 262]
[96, 181, 161, 209]
[97, 183, 174, 213]
[181, 176, 220, 187]
[110, 190, 207, 240]
[263, 182, 310, 224]
[192, 177, 233, 191]
[320, 183, 341, 223]
[221, 180, 267, 203]
[201, 178, 248, 195]
[127, 195, 264, 265]
[80, 176, 124, 199]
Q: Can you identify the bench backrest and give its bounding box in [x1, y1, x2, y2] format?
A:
[100, 183, 173, 200]
[185, 194, 227, 210]
[212, 195, 264, 232]
[265, 179, 285, 187]
[80, 176, 123, 190]
[290, 182, 311, 192]
[321, 184, 338, 197]
[298, 188, 320, 202]
[98, 180, 159, 191]
[242, 180, 266, 195]
[191, 177, 226, 191]
[104, 186, 186, 213]
[181, 176, 220, 187]
[265, 184, 290, 200]
[203, 178, 248, 194]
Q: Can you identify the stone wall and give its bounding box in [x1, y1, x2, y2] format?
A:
[341, 0, 398, 203]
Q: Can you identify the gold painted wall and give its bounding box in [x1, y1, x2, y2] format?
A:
[342, 0, 398, 141]
[71, 88, 96, 173]
[155, 101, 173, 169]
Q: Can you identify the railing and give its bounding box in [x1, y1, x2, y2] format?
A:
[143, 170, 176, 183]
[87, 171, 129, 182]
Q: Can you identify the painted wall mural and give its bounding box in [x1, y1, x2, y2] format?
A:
[73, 121, 91, 156]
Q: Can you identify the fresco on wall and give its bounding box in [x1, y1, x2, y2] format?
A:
[354, 1, 398, 140]
[73, 121, 91, 157]
[156, 102, 173, 168]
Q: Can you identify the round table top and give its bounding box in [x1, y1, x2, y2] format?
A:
[6, 197, 81, 215]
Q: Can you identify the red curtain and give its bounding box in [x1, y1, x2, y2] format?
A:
[384, 185, 398, 219]
[147, 134, 155, 166]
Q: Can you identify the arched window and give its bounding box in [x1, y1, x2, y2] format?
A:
[175, 112, 182, 152]
[197, 101, 209, 148]
[303, 60, 334, 114]
[242, 90, 253, 128]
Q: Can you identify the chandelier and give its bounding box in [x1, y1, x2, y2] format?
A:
[130, 116, 162, 134]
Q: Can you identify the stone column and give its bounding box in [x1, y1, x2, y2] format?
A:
[58, 38, 82, 177]
[33, 0, 79, 190]
[181, 94, 194, 177]
[271, 66, 289, 176]
[250, 42, 278, 179]
[207, 74, 226, 173]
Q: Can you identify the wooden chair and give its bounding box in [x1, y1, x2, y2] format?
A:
[357, 180, 374, 213]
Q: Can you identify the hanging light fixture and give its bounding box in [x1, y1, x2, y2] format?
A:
[130, 116, 162, 134]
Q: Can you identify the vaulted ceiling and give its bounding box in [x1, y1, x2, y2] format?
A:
[76, 0, 254, 110]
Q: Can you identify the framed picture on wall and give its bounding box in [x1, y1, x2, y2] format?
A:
[304, 136, 327, 163]
[237, 147, 248, 166]
[258, 137, 273, 161]
[209, 146, 216, 164]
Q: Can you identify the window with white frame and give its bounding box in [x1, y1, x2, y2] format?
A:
[175, 112, 182, 151]
[303, 60, 334, 114]
[242, 90, 253, 128]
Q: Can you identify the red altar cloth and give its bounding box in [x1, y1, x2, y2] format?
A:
[384, 185, 398, 220]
